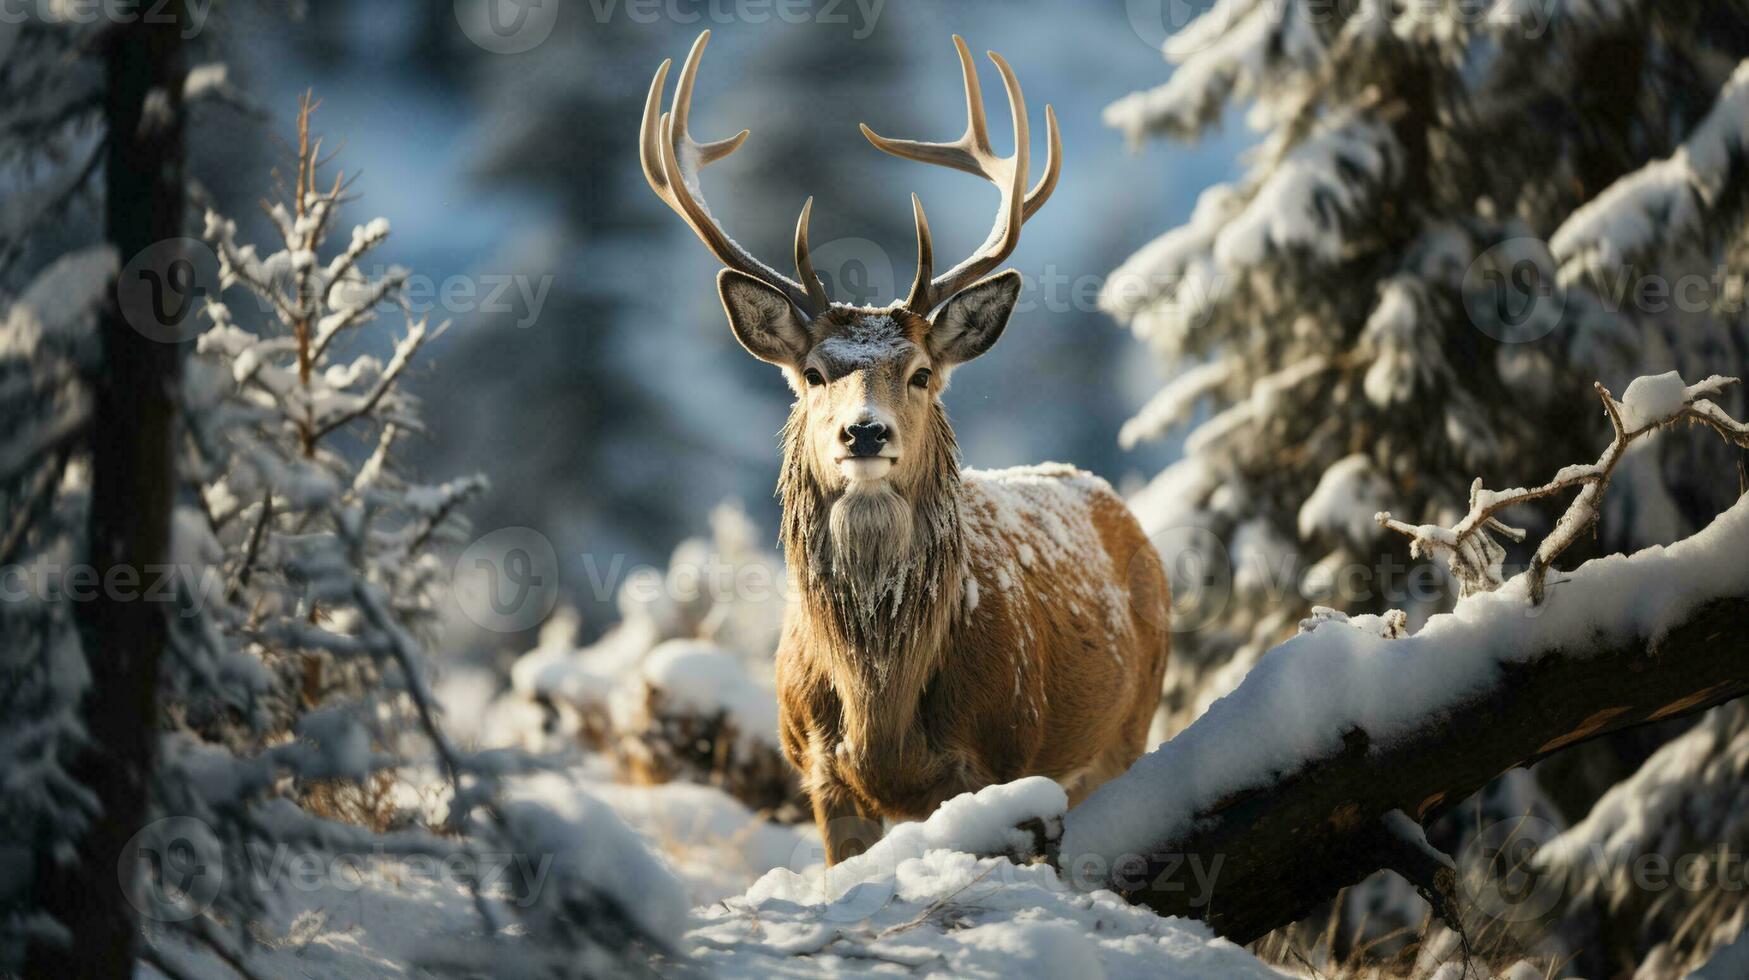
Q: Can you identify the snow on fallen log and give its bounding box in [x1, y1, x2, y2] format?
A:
[1058, 385, 1749, 941]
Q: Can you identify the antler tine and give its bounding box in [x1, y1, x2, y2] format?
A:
[923, 47, 1029, 308]
[858, 36, 995, 180]
[1026, 104, 1062, 220]
[639, 58, 676, 197]
[640, 31, 825, 315]
[794, 197, 830, 313]
[670, 31, 749, 166]
[906, 193, 933, 313]
[861, 37, 1055, 314]
[964, 49, 1027, 262]
[957, 34, 992, 157]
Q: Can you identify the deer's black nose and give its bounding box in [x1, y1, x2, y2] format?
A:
[842, 421, 889, 457]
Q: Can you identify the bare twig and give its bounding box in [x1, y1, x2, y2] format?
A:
[1378, 374, 1749, 602]
[876, 864, 997, 938]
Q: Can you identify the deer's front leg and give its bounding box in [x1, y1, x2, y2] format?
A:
[810, 777, 883, 866]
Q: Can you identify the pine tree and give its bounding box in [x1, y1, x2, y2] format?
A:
[1104, 2, 1749, 968]
[1104, 0, 1749, 730]
[1, 25, 669, 961]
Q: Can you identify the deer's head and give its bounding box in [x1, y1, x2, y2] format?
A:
[640, 32, 1059, 499]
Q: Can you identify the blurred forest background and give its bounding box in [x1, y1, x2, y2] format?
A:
[177, 0, 1230, 655]
[10, 0, 1749, 976]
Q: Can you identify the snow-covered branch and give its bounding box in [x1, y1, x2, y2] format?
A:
[1551, 58, 1749, 284]
[1060, 487, 1749, 943]
[1377, 372, 1749, 601]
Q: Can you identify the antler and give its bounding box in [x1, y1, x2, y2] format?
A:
[860, 35, 1061, 315]
[641, 31, 829, 315]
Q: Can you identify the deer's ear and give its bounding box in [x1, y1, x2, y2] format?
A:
[928, 270, 1021, 365]
[719, 269, 810, 365]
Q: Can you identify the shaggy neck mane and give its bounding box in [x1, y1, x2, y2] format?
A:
[778, 402, 964, 712]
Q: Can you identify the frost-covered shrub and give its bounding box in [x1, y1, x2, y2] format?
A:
[180, 95, 485, 801]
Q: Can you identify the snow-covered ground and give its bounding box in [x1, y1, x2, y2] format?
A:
[141, 774, 1280, 978]
[690, 779, 1279, 979]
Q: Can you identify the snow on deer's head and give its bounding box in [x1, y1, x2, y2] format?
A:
[639, 29, 1058, 512]
[718, 271, 1021, 497]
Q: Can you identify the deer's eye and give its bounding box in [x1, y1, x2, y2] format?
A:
[910, 368, 932, 389]
[803, 368, 826, 387]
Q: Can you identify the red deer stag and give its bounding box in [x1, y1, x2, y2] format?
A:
[640, 31, 1169, 863]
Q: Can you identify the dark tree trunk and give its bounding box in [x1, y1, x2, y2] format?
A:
[27, 4, 187, 975]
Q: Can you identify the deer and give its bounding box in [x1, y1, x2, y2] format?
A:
[640, 31, 1170, 864]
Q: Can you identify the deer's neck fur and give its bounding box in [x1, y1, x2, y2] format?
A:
[778, 404, 965, 750]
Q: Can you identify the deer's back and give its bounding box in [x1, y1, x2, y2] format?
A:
[943, 463, 1170, 800]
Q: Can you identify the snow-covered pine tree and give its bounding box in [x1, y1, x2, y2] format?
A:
[0, 6, 195, 971]
[4, 47, 672, 964]
[1104, 2, 1749, 968]
[1104, 1, 1749, 732]
[0, 30, 108, 961]
[184, 87, 487, 793]
[151, 99, 676, 973]
[0, 17, 102, 286]
[0, 244, 117, 967]
[1525, 70, 1749, 971]
[417, 15, 738, 638]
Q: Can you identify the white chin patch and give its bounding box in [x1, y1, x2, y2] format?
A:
[839, 457, 894, 482]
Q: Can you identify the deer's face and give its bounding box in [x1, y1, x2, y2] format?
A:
[796, 309, 932, 490]
[718, 269, 1023, 495]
